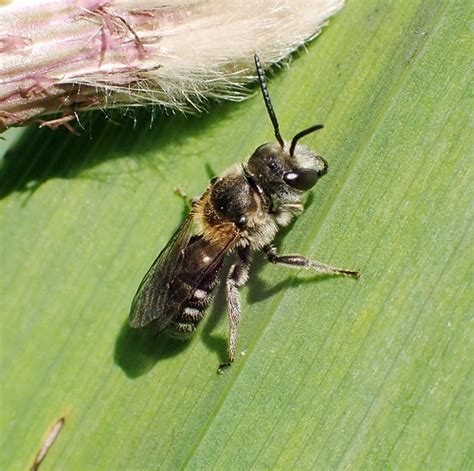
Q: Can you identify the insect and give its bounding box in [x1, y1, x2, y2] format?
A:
[129, 54, 360, 372]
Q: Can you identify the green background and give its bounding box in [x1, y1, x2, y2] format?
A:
[1, 0, 472, 469]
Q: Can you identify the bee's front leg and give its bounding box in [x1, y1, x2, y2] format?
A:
[264, 244, 360, 278]
[218, 246, 251, 374]
[174, 187, 198, 210]
[271, 203, 304, 227]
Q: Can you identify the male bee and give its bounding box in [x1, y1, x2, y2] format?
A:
[129, 54, 360, 372]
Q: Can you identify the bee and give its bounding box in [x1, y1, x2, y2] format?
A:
[129, 54, 360, 372]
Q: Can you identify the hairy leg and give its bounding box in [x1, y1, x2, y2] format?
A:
[218, 246, 252, 373]
[264, 244, 360, 278]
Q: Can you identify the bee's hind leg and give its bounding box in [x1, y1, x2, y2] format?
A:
[264, 244, 360, 279]
[218, 246, 251, 374]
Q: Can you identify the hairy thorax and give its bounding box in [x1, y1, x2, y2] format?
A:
[192, 165, 280, 250]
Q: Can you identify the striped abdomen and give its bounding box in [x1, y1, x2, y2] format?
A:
[164, 235, 225, 337]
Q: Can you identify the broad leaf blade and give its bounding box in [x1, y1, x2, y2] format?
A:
[1, 0, 471, 469]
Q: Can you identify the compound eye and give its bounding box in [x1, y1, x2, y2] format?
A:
[283, 169, 321, 190]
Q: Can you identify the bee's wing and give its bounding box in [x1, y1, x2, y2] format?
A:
[129, 215, 196, 328]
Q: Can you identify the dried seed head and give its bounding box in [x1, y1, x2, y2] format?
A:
[0, 0, 344, 131]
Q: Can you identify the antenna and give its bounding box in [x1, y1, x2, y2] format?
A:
[289, 124, 324, 156]
[254, 54, 284, 148]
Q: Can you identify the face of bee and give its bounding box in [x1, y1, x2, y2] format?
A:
[247, 141, 328, 203]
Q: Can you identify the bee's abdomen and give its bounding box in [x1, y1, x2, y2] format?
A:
[167, 265, 222, 336]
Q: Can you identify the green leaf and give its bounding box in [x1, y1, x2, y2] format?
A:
[1, 1, 471, 469]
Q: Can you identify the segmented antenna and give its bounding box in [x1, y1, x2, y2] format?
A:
[289, 124, 324, 156]
[254, 53, 285, 148]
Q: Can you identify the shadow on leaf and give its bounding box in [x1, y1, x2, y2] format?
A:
[0, 101, 237, 199]
[114, 319, 192, 379]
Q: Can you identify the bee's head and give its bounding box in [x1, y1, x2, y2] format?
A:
[249, 54, 328, 203]
[248, 126, 327, 202]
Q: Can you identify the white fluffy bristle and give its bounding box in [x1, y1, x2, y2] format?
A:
[0, 0, 344, 131]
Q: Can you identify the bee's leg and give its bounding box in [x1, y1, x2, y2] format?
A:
[264, 244, 360, 279]
[272, 203, 304, 226]
[174, 187, 198, 210]
[218, 246, 251, 374]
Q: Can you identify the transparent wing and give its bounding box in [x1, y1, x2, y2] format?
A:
[129, 215, 195, 329]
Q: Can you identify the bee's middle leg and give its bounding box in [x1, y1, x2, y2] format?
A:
[264, 244, 360, 278]
[218, 246, 251, 374]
